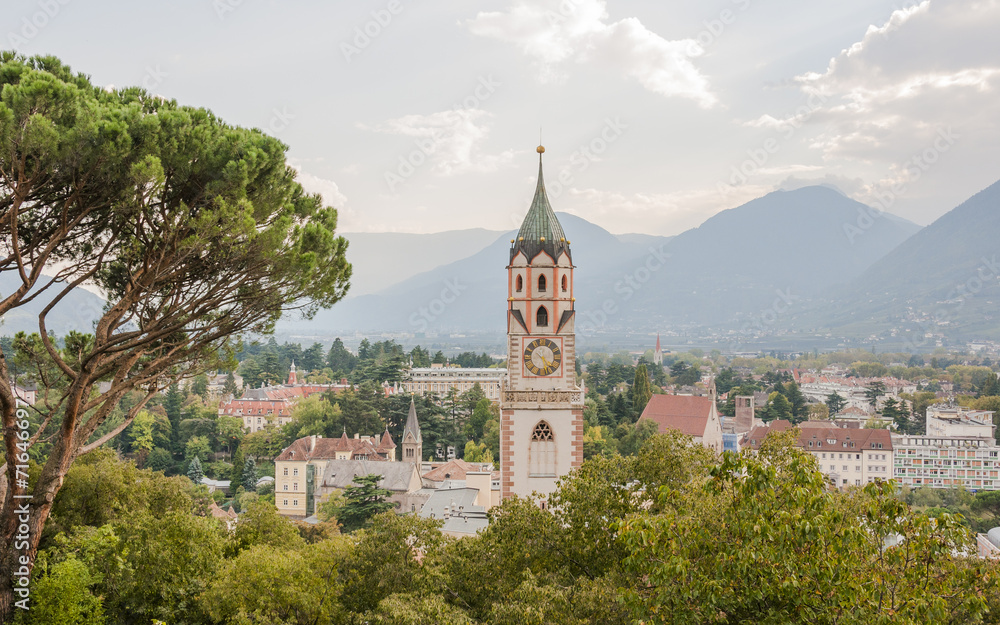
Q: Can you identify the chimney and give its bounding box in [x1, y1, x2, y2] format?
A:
[466, 471, 492, 510]
[310, 435, 317, 452]
[354, 433, 359, 439]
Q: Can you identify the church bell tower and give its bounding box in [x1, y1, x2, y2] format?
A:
[500, 145, 584, 499]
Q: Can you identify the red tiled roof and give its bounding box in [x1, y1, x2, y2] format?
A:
[746, 422, 892, 451]
[275, 435, 394, 462]
[422, 459, 489, 483]
[638, 394, 715, 438]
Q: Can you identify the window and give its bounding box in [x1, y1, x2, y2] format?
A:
[405, 448, 414, 458]
[822, 453, 826, 459]
[283, 499, 288, 506]
[293, 499, 298, 506]
[529, 421, 556, 477]
[856, 466, 861, 472]
[561, 275, 568, 291]
[538, 274, 546, 292]
[283, 484, 288, 491]
[293, 482, 298, 490]
[516, 275, 523, 292]
[536, 306, 549, 327]
[843, 465, 848, 471]
[293, 468, 299, 476]
[283, 467, 288, 476]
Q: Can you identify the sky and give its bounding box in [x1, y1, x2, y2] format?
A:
[4, 0, 999, 236]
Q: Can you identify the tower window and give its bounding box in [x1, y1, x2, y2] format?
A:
[529, 421, 556, 477]
[561, 275, 568, 292]
[536, 306, 549, 327]
[516, 275, 523, 292]
[537, 274, 546, 292]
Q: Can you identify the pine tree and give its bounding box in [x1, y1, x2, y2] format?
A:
[231, 447, 245, 485]
[632, 364, 653, 415]
[242, 457, 259, 492]
[187, 456, 204, 484]
[223, 371, 238, 396]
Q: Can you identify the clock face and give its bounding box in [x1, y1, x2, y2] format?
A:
[523, 338, 562, 376]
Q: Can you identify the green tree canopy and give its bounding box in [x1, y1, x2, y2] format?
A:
[0, 52, 352, 617]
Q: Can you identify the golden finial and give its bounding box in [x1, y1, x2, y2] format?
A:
[536, 145, 545, 154]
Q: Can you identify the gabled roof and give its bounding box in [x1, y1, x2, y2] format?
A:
[320, 459, 419, 492]
[422, 459, 491, 483]
[638, 394, 716, 438]
[276, 435, 394, 462]
[746, 421, 893, 451]
[510, 149, 571, 264]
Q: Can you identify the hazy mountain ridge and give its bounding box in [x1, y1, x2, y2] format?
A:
[293, 186, 923, 335]
[815, 178, 1000, 342]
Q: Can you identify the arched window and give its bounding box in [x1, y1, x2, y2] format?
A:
[536, 306, 548, 327]
[561, 275, 568, 292]
[537, 274, 546, 292]
[529, 421, 556, 477]
[515, 275, 523, 292]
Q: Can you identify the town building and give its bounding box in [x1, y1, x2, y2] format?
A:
[500, 145, 585, 499]
[218, 367, 353, 432]
[893, 406, 1000, 491]
[274, 431, 398, 517]
[638, 394, 725, 453]
[402, 365, 505, 401]
[745, 420, 893, 487]
[314, 459, 423, 516]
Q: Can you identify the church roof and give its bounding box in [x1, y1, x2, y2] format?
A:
[403, 397, 421, 443]
[510, 149, 572, 264]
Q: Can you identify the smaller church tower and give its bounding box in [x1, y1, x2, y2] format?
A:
[654, 334, 663, 365]
[287, 361, 297, 385]
[402, 396, 422, 463]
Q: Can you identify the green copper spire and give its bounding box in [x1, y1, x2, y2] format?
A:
[511, 146, 571, 263]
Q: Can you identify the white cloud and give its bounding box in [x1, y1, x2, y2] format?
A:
[785, 0, 1000, 161]
[287, 162, 362, 230]
[466, 0, 715, 107]
[366, 108, 515, 176]
[560, 185, 754, 234]
[288, 162, 348, 207]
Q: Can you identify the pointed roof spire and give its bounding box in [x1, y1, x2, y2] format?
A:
[510, 145, 571, 263]
[403, 395, 421, 443]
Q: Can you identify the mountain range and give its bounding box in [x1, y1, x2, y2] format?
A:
[289, 185, 922, 337]
[8, 179, 1000, 348]
[808, 178, 1000, 344]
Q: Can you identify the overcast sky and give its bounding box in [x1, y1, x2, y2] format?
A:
[5, 0, 999, 236]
